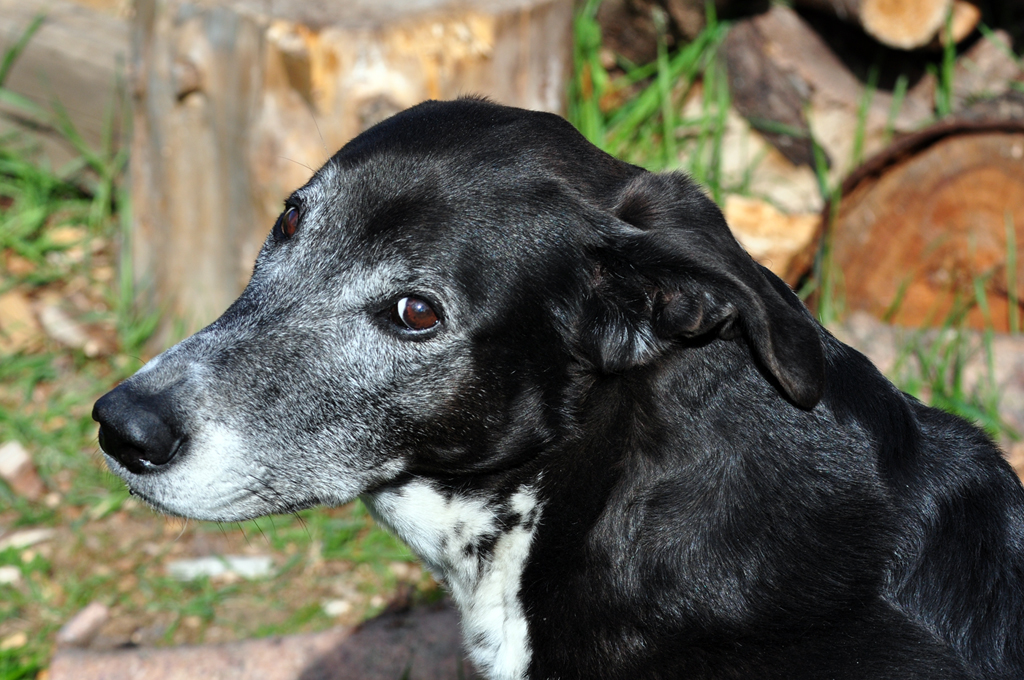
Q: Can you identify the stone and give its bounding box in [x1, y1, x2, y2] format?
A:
[166, 555, 274, 581]
[0, 441, 44, 502]
[49, 602, 477, 679]
[56, 602, 111, 648]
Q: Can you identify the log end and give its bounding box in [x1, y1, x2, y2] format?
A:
[861, 0, 951, 49]
[831, 128, 1024, 332]
[724, 196, 821, 286]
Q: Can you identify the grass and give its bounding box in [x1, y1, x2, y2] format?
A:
[570, 0, 732, 198]
[933, 10, 958, 118]
[0, 3, 1022, 678]
[891, 310, 1015, 440]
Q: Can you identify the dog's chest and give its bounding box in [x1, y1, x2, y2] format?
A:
[365, 481, 542, 680]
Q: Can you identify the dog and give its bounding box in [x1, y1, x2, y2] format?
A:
[94, 98, 1024, 680]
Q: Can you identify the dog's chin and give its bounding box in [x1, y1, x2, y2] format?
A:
[104, 453, 319, 522]
[122, 486, 201, 520]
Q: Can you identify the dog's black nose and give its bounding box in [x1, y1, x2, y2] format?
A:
[92, 386, 182, 474]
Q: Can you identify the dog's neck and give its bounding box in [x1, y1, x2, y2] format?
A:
[363, 479, 543, 680]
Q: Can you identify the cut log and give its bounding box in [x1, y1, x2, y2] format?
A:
[936, 1, 982, 46]
[950, 29, 1023, 111]
[659, 0, 769, 40]
[131, 0, 574, 340]
[723, 15, 816, 167]
[597, 0, 768, 65]
[723, 196, 820, 285]
[826, 120, 1024, 332]
[869, 29, 1023, 122]
[792, 0, 965, 50]
[724, 6, 935, 178]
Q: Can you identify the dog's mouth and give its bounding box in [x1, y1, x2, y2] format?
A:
[121, 485, 189, 518]
[103, 438, 341, 522]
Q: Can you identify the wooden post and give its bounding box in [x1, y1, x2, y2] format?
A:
[130, 0, 574, 340]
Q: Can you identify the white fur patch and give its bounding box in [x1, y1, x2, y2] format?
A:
[365, 481, 541, 680]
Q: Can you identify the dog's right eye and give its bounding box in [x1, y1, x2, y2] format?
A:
[390, 296, 440, 332]
[274, 207, 300, 240]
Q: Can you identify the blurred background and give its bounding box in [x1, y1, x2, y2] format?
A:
[0, 0, 1022, 677]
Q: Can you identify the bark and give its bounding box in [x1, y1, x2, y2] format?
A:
[0, 0, 129, 167]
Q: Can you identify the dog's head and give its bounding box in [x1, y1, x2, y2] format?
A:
[93, 98, 824, 521]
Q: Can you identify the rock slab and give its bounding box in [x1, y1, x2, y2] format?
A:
[49, 603, 477, 680]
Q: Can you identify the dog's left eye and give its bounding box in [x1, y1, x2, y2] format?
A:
[391, 296, 440, 331]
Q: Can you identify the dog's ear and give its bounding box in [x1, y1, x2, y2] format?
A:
[582, 172, 825, 409]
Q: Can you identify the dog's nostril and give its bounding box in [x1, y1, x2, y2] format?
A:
[93, 389, 183, 474]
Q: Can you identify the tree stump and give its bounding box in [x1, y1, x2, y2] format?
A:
[0, 0, 129, 168]
[131, 0, 574, 338]
[723, 196, 820, 286]
[828, 120, 1024, 332]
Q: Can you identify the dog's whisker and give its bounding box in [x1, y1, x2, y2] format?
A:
[236, 522, 251, 548]
[251, 517, 270, 545]
[277, 156, 313, 173]
[294, 512, 311, 543]
[309, 111, 328, 164]
[173, 517, 189, 542]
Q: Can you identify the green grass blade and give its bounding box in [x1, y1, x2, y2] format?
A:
[653, 8, 677, 168]
[605, 28, 714, 148]
[978, 24, 1023, 68]
[0, 88, 51, 123]
[568, 0, 608, 147]
[0, 14, 45, 88]
[936, 9, 956, 117]
[883, 73, 908, 147]
[851, 65, 878, 170]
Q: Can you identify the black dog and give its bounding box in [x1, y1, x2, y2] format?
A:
[94, 98, 1024, 679]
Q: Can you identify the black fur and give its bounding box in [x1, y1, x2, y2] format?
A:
[94, 99, 1024, 679]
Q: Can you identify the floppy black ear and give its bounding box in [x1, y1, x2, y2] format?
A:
[583, 172, 825, 409]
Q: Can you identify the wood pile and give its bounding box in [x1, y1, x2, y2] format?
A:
[792, 0, 981, 50]
[604, 0, 1024, 331]
[4, 0, 1023, 336]
[2, 0, 574, 342]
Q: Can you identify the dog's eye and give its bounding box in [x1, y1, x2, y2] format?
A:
[391, 296, 439, 331]
[275, 207, 300, 239]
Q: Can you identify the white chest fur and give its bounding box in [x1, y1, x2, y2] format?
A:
[364, 481, 542, 680]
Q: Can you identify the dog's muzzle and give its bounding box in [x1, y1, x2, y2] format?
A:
[93, 385, 184, 474]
